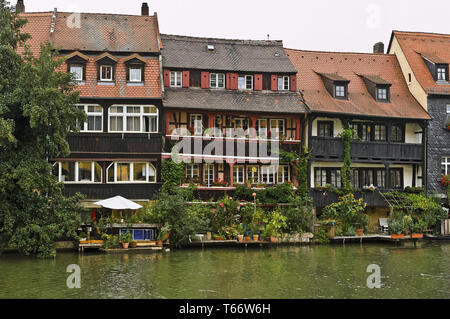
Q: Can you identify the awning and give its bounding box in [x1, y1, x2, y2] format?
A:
[94, 196, 143, 210]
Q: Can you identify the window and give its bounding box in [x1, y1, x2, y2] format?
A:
[170, 71, 182, 87]
[70, 64, 83, 81]
[109, 105, 158, 133]
[377, 87, 388, 101]
[234, 118, 249, 132]
[334, 85, 346, 98]
[203, 164, 214, 187]
[55, 161, 101, 183]
[360, 168, 385, 188]
[447, 105, 450, 125]
[314, 168, 341, 188]
[100, 65, 113, 81]
[233, 165, 245, 184]
[189, 114, 203, 135]
[360, 124, 371, 141]
[76, 104, 103, 132]
[107, 162, 155, 183]
[247, 166, 259, 184]
[351, 170, 360, 189]
[437, 67, 447, 81]
[317, 121, 333, 137]
[120, 229, 156, 241]
[256, 119, 267, 138]
[270, 119, 285, 138]
[442, 157, 450, 175]
[210, 73, 225, 88]
[238, 75, 253, 90]
[261, 165, 276, 184]
[278, 165, 290, 183]
[277, 76, 290, 91]
[128, 65, 143, 82]
[185, 164, 199, 180]
[391, 124, 403, 143]
[390, 169, 402, 189]
[373, 124, 386, 141]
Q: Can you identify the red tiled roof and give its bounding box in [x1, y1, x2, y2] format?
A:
[18, 12, 53, 56]
[53, 12, 160, 53]
[390, 31, 450, 95]
[285, 49, 430, 120]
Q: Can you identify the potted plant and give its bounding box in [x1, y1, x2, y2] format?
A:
[121, 231, 131, 248]
[410, 219, 427, 238]
[129, 239, 137, 248]
[157, 223, 170, 245]
[403, 215, 413, 235]
[263, 211, 287, 243]
[78, 232, 87, 242]
[389, 220, 405, 239]
[236, 224, 244, 243]
[249, 223, 260, 242]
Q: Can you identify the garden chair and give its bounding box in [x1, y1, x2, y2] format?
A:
[379, 218, 390, 233]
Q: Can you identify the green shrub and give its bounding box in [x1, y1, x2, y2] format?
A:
[282, 196, 312, 233]
[234, 184, 254, 202]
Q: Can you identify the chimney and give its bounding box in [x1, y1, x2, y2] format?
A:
[141, 2, 149, 16]
[16, 0, 25, 13]
[373, 42, 384, 54]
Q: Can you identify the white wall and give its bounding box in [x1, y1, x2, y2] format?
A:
[311, 117, 343, 137]
[405, 122, 422, 144]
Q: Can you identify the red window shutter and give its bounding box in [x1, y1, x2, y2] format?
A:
[226, 73, 231, 89]
[230, 73, 238, 90]
[290, 75, 297, 92]
[163, 69, 170, 87]
[271, 75, 278, 91]
[254, 74, 263, 91]
[182, 70, 190, 88]
[201, 71, 209, 89]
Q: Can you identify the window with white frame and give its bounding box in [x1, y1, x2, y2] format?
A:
[55, 161, 102, 183]
[335, 85, 346, 98]
[277, 76, 290, 91]
[210, 73, 225, 88]
[238, 75, 253, 90]
[233, 165, 245, 184]
[100, 65, 113, 81]
[442, 157, 450, 175]
[437, 67, 447, 81]
[109, 105, 158, 133]
[261, 165, 275, 184]
[234, 118, 249, 134]
[186, 164, 199, 180]
[377, 87, 388, 101]
[278, 165, 290, 183]
[107, 162, 156, 183]
[203, 164, 214, 186]
[247, 166, 259, 184]
[189, 114, 203, 135]
[77, 104, 103, 132]
[270, 119, 285, 138]
[129, 65, 143, 82]
[256, 119, 267, 138]
[170, 71, 182, 87]
[70, 64, 83, 81]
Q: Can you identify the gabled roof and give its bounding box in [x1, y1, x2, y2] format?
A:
[163, 88, 307, 114]
[161, 34, 297, 73]
[316, 72, 349, 82]
[389, 31, 450, 94]
[357, 74, 391, 86]
[52, 12, 160, 53]
[285, 49, 430, 120]
[17, 12, 54, 56]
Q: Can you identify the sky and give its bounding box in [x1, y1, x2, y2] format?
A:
[20, 0, 450, 53]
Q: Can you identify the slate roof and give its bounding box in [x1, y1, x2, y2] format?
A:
[285, 49, 430, 120]
[389, 31, 450, 95]
[163, 88, 307, 114]
[161, 34, 297, 73]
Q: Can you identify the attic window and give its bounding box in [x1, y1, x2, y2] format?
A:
[376, 86, 389, 102]
[437, 66, 447, 81]
[207, 45, 215, 51]
[334, 84, 346, 98]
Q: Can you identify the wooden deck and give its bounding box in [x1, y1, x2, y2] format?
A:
[187, 239, 310, 248]
[331, 234, 425, 244]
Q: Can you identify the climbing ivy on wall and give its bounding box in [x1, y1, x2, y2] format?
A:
[339, 128, 355, 195]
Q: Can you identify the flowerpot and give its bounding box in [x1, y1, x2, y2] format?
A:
[356, 229, 364, 237]
[252, 235, 259, 242]
[130, 242, 137, 248]
[245, 236, 251, 242]
[411, 233, 423, 239]
[390, 234, 404, 239]
[270, 236, 278, 243]
[122, 242, 129, 249]
[237, 235, 244, 243]
[156, 240, 163, 246]
[214, 237, 225, 240]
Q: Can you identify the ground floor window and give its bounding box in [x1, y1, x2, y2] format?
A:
[261, 165, 276, 184]
[442, 157, 450, 175]
[54, 161, 102, 183]
[314, 167, 341, 188]
[107, 162, 156, 183]
[247, 165, 260, 184]
[278, 165, 290, 184]
[203, 164, 214, 186]
[185, 164, 200, 182]
[233, 165, 245, 184]
[120, 229, 156, 241]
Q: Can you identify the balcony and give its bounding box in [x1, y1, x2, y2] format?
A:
[310, 189, 389, 208]
[63, 183, 161, 200]
[310, 137, 424, 162]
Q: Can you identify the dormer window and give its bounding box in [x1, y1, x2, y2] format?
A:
[420, 53, 448, 83]
[277, 76, 290, 91]
[334, 85, 346, 98]
[128, 66, 142, 82]
[170, 71, 182, 87]
[437, 66, 447, 81]
[238, 75, 253, 90]
[210, 73, 225, 88]
[376, 86, 390, 102]
[100, 65, 113, 81]
[66, 51, 88, 83]
[70, 64, 84, 81]
[124, 54, 146, 84]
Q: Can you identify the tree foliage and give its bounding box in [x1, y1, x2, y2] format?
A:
[0, 2, 86, 257]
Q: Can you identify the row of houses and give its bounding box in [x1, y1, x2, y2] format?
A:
[18, 2, 449, 228]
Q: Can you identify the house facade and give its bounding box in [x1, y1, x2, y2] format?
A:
[19, 4, 165, 212]
[286, 47, 431, 230]
[160, 35, 307, 198]
[388, 31, 450, 204]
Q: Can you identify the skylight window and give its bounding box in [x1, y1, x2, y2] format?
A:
[207, 45, 215, 51]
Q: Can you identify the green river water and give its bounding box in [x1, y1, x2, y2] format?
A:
[1, 242, 450, 299]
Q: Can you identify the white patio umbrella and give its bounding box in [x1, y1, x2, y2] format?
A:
[94, 196, 142, 210]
